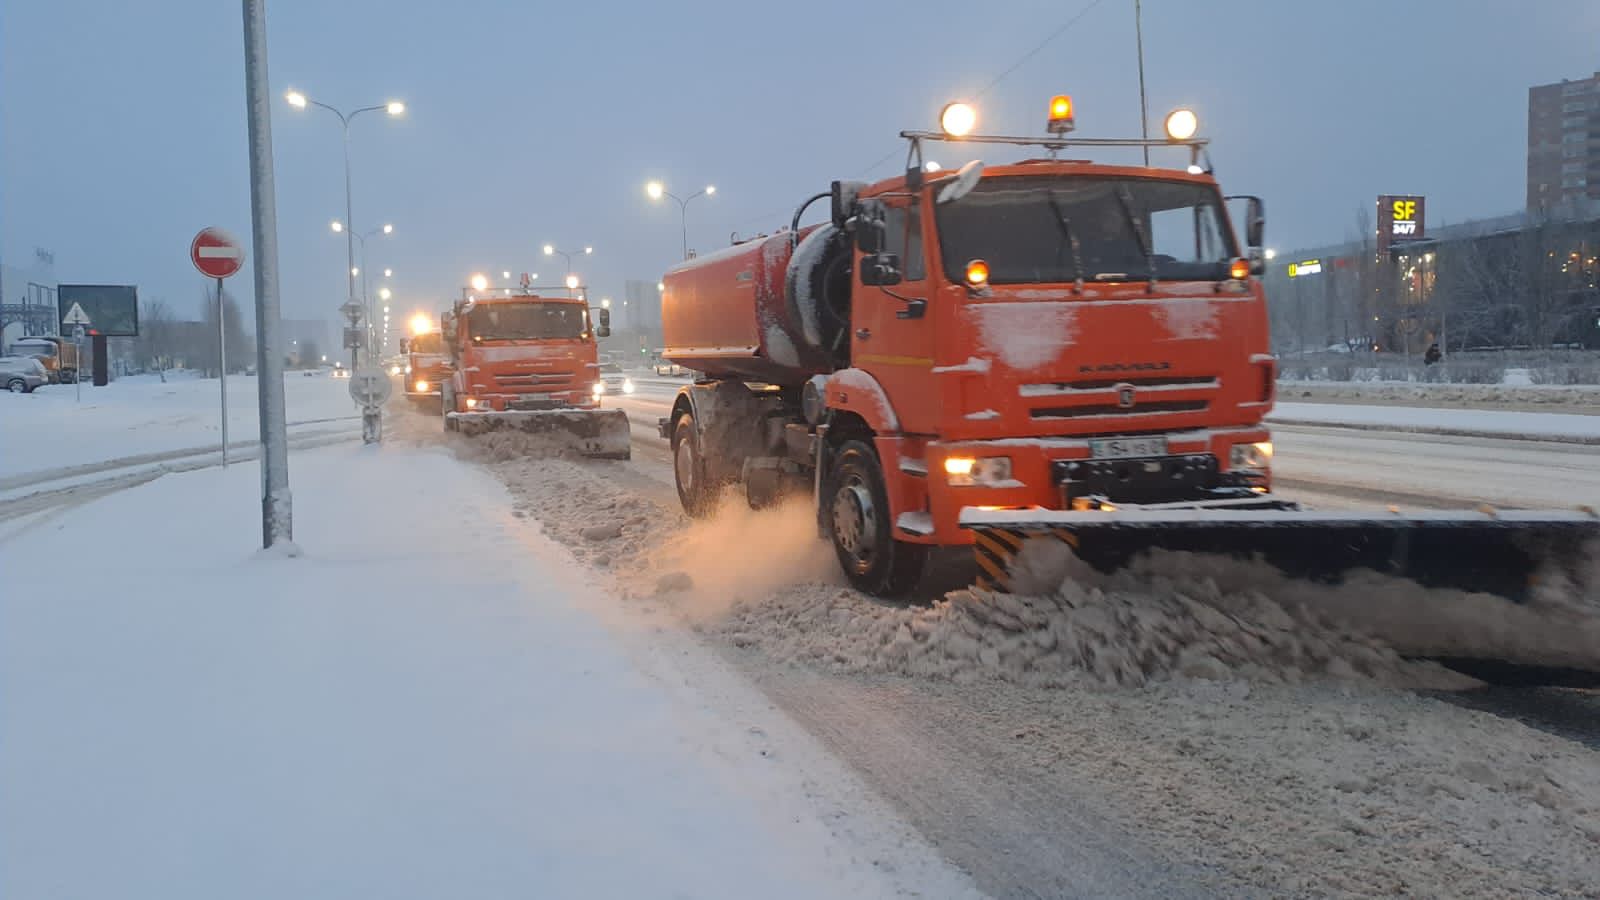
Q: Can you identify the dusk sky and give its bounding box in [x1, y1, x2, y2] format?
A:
[4, 0, 1598, 328]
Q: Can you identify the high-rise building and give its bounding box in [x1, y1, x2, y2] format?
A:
[1528, 72, 1600, 211]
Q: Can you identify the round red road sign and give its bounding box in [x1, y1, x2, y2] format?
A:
[191, 227, 245, 279]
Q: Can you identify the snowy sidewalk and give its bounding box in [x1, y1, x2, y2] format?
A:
[1271, 401, 1600, 444]
[0, 445, 971, 899]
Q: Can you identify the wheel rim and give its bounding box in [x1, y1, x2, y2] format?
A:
[831, 474, 878, 567]
[675, 432, 697, 493]
[8, 381, 23, 393]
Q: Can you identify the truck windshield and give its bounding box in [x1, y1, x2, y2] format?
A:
[409, 332, 443, 354]
[935, 175, 1235, 285]
[467, 303, 589, 341]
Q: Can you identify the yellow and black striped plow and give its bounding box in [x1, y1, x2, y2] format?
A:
[971, 526, 1080, 594]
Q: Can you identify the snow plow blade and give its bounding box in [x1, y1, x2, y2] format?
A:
[961, 506, 1600, 604]
[446, 408, 631, 459]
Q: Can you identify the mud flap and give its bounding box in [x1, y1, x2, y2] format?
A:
[962, 507, 1600, 604]
[446, 408, 631, 459]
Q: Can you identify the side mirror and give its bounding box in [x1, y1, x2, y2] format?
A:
[596, 324, 612, 339]
[398, 338, 410, 354]
[855, 200, 887, 254]
[1225, 194, 1265, 249]
[598, 307, 611, 329]
[859, 252, 903, 287]
[830, 180, 865, 228]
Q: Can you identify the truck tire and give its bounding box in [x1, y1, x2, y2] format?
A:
[826, 440, 927, 596]
[672, 412, 719, 518]
[6, 378, 27, 394]
[61, 370, 76, 384]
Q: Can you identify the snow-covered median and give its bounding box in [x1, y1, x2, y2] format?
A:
[0, 444, 974, 899]
[1272, 401, 1600, 443]
[0, 371, 359, 479]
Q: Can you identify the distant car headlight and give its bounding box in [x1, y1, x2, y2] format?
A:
[404, 364, 412, 374]
[1230, 441, 1273, 471]
[465, 397, 478, 409]
[388, 365, 401, 376]
[622, 379, 635, 394]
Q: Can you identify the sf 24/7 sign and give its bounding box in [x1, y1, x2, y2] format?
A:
[1379, 195, 1425, 245]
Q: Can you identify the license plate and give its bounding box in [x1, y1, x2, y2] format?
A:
[1089, 436, 1168, 459]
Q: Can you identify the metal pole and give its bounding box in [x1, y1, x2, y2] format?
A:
[342, 118, 358, 371]
[679, 199, 688, 260]
[242, 0, 292, 548]
[217, 276, 229, 468]
[1135, 0, 1150, 166]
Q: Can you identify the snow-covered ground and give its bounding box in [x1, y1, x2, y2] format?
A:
[0, 371, 359, 479]
[1271, 401, 1600, 442]
[0, 444, 975, 899]
[1277, 378, 1600, 411]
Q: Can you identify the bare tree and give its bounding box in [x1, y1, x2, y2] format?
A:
[137, 299, 179, 381]
[198, 285, 252, 377]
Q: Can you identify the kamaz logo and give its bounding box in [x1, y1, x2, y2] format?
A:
[1078, 361, 1172, 374]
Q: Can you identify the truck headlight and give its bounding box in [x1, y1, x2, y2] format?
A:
[1230, 441, 1273, 471]
[388, 364, 401, 376]
[945, 456, 1013, 486]
[414, 379, 429, 393]
[404, 364, 412, 374]
[592, 382, 605, 397]
[465, 397, 479, 409]
[622, 379, 635, 394]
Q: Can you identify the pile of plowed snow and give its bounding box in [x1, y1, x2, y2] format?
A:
[463, 453, 1600, 690]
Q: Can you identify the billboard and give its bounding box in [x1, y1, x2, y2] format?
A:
[57, 284, 139, 336]
[1377, 195, 1425, 254]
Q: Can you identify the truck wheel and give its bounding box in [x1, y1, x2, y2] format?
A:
[672, 412, 719, 517]
[827, 440, 927, 597]
[7, 378, 27, 394]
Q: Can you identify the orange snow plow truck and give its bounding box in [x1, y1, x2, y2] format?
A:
[440, 280, 630, 459]
[658, 98, 1599, 625]
[400, 322, 449, 412]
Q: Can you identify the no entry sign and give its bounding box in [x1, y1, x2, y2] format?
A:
[191, 227, 245, 279]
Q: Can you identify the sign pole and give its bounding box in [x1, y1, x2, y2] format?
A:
[217, 276, 229, 468]
[242, 0, 292, 549]
[73, 324, 84, 403]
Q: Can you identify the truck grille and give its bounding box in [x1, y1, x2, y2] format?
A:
[1031, 400, 1208, 420]
[494, 372, 575, 389]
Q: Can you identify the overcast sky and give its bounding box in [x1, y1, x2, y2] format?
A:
[3, 0, 1598, 327]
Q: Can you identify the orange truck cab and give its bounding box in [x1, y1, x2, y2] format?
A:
[439, 289, 611, 416]
[658, 98, 1280, 595]
[401, 328, 448, 406]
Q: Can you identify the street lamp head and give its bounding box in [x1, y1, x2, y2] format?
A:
[330, 220, 344, 233]
[543, 244, 555, 256]
[646, 181, 664, 200]
[601, 298, 611, 308]
[470, 274, 490, 292]
[705, 185, 717, 196]
[502, 271, 511, 279]
[351, 267, 360, 276]
[383, 305, 391, 313]
[286, 90, 308, 109]
[382, 223, 394, 235]
[583, 246, 593, 255]
[386, 101, 406, 116]
[565, 274, 580, 290]
[378, 288, 392, 301]
[657, 281, 665, 292]
[383, 268, 393, 278]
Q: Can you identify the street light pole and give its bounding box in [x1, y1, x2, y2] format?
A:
[646, 182, 715, 260]
[285, 90, 404, 370]
[543, 244, 592, 297]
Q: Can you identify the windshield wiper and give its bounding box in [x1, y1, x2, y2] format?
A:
[1046, 191, 1087, 294]
[1113, 185, 1158, 290]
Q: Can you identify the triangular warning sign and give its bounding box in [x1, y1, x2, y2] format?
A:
[62, 302, 92, 326]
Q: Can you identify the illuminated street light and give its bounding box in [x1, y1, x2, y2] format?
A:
[601, 298, 611, 308]
[470, 273, 489, 292]
[378, 287, 392, 301]
[565, 274, 580, 290]
[544, 245, 593, 277]
[330, 220, 344, 233]
[502, 271, 511, 279]
[646, 181, 716, 259]
[1264, 248, 1278, 260]
[285, 88, 407, 367]
[351, 267, 360, 276]
[383, 268, 393, 278]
